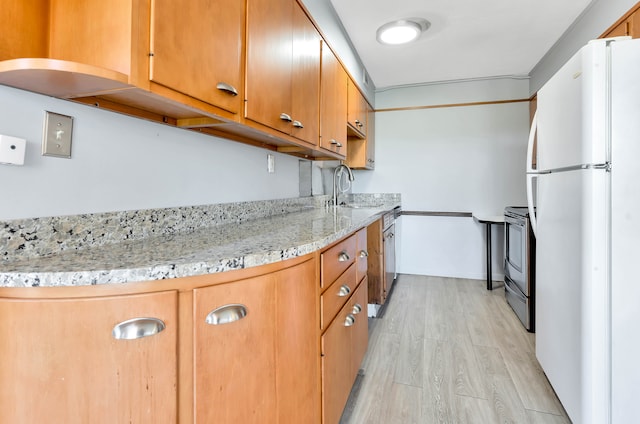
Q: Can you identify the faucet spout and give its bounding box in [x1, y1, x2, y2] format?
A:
[332, 163, 355, 207]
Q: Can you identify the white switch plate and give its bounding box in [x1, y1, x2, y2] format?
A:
[0, 135, 27, 165]
[42, 111, 73, 158]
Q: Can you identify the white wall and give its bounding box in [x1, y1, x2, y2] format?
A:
[300, 0, 374, 102]
[0, 85, 301, 220]
[530, 0, 638, 94]
[353, 78, 530, 280]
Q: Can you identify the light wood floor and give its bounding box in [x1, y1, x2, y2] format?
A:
[341, 274, 571, 424]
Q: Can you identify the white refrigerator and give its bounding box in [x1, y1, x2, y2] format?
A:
[526, 37, 640, 424]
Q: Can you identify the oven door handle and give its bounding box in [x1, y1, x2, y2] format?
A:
[526, 111, 538, 237]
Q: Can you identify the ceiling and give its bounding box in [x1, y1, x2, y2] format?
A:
[329, 0, 595, 90]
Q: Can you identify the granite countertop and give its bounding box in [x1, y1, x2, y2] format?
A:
[0, 198, 400, 288]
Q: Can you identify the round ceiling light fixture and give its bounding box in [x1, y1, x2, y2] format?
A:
[376, 18, 430, 45]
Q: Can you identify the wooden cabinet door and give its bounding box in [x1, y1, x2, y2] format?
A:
[48, 0, 135, 76]
[193, 274, 277, 423]
[367, 218, 386, 304]
[365, 103, 376, 168]
[347, 78, 366, 137]
[275, 258, 320, 423]
[322, 302, 354, 424]
[291, 4, 321, 146]
[347, 102, 375, 169]
[0, 0, 48, 59]
[320, 42, 347, 157]
[350, 280, 369, 375]
[630, 9, 640, 38]
[0, 291, 178, 424]
[245, 0, 293, 133]
[150, 0, 245, 114]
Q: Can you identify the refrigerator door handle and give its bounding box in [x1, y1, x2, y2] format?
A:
[526, 111, 537, 174]
[526, 174, 538, 237]
[526, 111, 538, 237]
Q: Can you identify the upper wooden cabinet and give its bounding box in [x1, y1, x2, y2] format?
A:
[0, 290, 178, 423]
[320, 42, 348, 157]
[150, 0, 245, 114]
[245, 0, 294, 134]
[347, 78, 367, 138]
[347, 102, 375, 170]
[602, 2, 640, 39]
[291, 5, 322, 146]
[245, 0, 321, 146]
[0, 0, 347, 160]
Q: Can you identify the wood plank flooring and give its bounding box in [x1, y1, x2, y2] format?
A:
[341, 274, 571, 424]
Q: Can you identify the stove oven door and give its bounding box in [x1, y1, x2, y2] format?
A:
[504, 213, 529, 296]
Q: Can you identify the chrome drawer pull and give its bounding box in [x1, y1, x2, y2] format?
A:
[352, 303, 362, 314]
[359, 250, 368, 258]
[292, 120, 304, 128]
[330, 139, 338, 145]
[338, 251, 350, 262]
[112, 317, 166, 340]
[280, 113, 292, 122]
[216, 82, 238, 96]
[344, 314, 356, 327]
[338, 284, 351, 297]
[205, 304, 248, 325]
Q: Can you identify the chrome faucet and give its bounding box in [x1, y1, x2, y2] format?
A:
[332, 163, 355, 207]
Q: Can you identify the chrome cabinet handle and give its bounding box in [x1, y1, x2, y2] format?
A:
[205, 304, 248, 325]
[352, 303, 362, 314]
[292, 120, 304, 128]
[216, 82, 238, 96]
[344, 314, 356, 327]
[354, 119, 361, 126]
[280, 113, 292, 122]
[359, 250, 369, 258]
[330, 139, 338, 145]
[338, 251, 350, 262]
[338, 284, 351, 297]
[335, 142, 343, 148]
[112, 317, 166, 340]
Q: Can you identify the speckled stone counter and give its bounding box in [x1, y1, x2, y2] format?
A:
[0, 194, 401, 288]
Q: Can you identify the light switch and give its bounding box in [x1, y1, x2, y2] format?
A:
[42, 111, 73, 158]
[0, 135, 27, 165]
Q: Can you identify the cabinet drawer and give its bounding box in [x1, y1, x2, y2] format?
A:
[321, 234, 356, 289]
[355, 228, 368, 284]
[321, 264, 357, 330]
[321, 280, 368, 424]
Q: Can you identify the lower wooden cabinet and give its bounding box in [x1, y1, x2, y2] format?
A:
[319, 230, 369, 424]
[0, 237, 373, 424]
[192, 256, 319, 424]
[321, 281, 368, 424]
[194, 275, 277, 423]
[367, 217, 387, 304]
[0, 290, 178, 424]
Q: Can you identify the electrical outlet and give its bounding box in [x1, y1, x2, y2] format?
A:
[42, 111, 73, 158]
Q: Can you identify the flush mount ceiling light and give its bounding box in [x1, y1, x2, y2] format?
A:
[376, 18, 430, 45]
